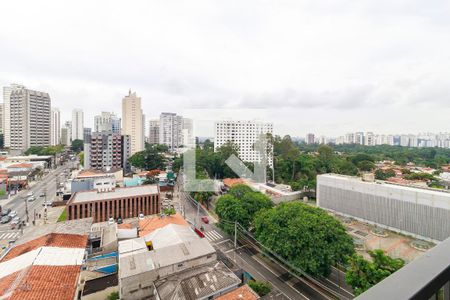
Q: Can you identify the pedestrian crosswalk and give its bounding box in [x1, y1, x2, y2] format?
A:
[0, 231, 20, 240]
[204, 230, 223, 242]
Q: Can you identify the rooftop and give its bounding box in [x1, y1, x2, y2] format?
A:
[1, 233, 88, 262]
[143, 224, 199, 249]
[154, 261, 241, 300]
[69, 184, 159, 204]
[319, 173, 450, 196]
[137, 213, 188, 237]
[0, 265, 81, 300]
[216, 285, 259, 300]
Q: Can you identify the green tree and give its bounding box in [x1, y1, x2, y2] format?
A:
[357, 160, 375, 171]
[71, 139, 84, 153]
[374, 169, 396, 180]
[128, 144, 165, 170]
[106, 291, 119, 300]
[253, 202, 354, 277]
[215, 194, 249, 233]
[346, 250, 404, 296]
[248, 280, 271, 296]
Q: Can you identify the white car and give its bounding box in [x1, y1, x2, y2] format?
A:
[138, 213, 145, 220]
[42, 201, 52, 207]
[108, 218, 115, 225]
[27, 196, 36, 202]
[27, 192, 34, 197]
[8, 211, 17, 218]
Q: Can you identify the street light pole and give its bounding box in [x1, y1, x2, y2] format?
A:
[25, 198, 29, 224]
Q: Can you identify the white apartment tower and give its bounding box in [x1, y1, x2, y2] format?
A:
[159, 113, 183, 151]
[94, 111, 121, 133]
[122, 90, 144, 154]
[71, 109, 84, 141]
[8, 86, 51, 151]
[51, 107, 61, 145]
[0, 104, 3, 134]
[214, 120, 273, 165]
[182, 118, 195, 149]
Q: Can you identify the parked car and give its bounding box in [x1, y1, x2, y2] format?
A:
[1, 215, 11, 224]
[42, 201, 52, 207]
[1, 208, 11, 217]
[108, 217, 115, 225]
[8, 211, 17, 218]
[117, 218, 123, 224]
[138, 213, 145, 220]
[39, 193, 45, 198]
[27, 196, 36, 202]
[201, 216, 209, 224]
[27, 192, 34, 197]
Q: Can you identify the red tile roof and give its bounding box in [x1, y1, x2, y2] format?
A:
[0, 271, 20, 297]
[7, 265, 80, 300]
[8, 163, 33, 169]
[1, 233, 87, 262]
[138, 213, 188, 237]
[223, 178, 246, 188]
[216, 285, 259, 300]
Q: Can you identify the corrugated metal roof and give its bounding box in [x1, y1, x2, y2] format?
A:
[143, 224, 199, 249]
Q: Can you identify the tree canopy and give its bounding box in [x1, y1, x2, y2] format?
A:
[346, 250, 404, 296]
[253, 202, 354, 277]
[71, 139, 84, 153]
[25, 144, 65, 155]
[128, 144, 165, 170]
[215, 184, 273, 233]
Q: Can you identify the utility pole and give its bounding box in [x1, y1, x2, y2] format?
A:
[234, 221, 237, 249]
[25, 198, 29, 224]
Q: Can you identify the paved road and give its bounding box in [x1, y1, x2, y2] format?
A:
[176, 173, 353, 300]
[0, 161, 74, 237]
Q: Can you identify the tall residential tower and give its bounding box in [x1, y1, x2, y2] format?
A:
[122, 90, 144, 154]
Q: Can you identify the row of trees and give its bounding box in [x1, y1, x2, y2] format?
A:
[215, 185, 354, 277]
[25, 144, 65, 155]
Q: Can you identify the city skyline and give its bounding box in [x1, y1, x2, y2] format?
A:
[1, 1, 450, 137]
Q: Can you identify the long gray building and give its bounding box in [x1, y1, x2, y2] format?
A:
[317, 174, 450, 242]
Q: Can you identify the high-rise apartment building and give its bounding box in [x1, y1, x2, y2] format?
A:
[3, 84, 26, 148]
[306, 133, 315, 144]
[94, 111, 121, 133]
[122, 90, 144, 154]
[8, 86, 51, 151]
[182, 118, 195, 149]
[148, 120, 160, 144]
[50, 107, 61, 146]
[214, 120, 273, 165]
[63, 121, 72, 145]
[159, 112, 183, 151]
[71, 109, 84, 141]
[0, 103, 3, 135]
[84, 132, 131, 174]
[83, 127, 92, 143]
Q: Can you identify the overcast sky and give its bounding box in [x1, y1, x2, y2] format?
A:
[1, 0, 449, 137]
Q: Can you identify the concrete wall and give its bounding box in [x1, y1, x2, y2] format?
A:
[317, 174, 450, 242]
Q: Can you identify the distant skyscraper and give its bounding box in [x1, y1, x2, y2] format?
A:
[122, 90, 144, 154]
[51, 107, 61, 145]
[62, 121, 72, 145]
[148, 119, 160, 144]
[3, 84, 25, 148]
[71, 109, 84, 141]
[9, 86, 51, 151]
[306, 133, 315, 144]
[160, 112, 183, 151]
[94, 111, 121, 133]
